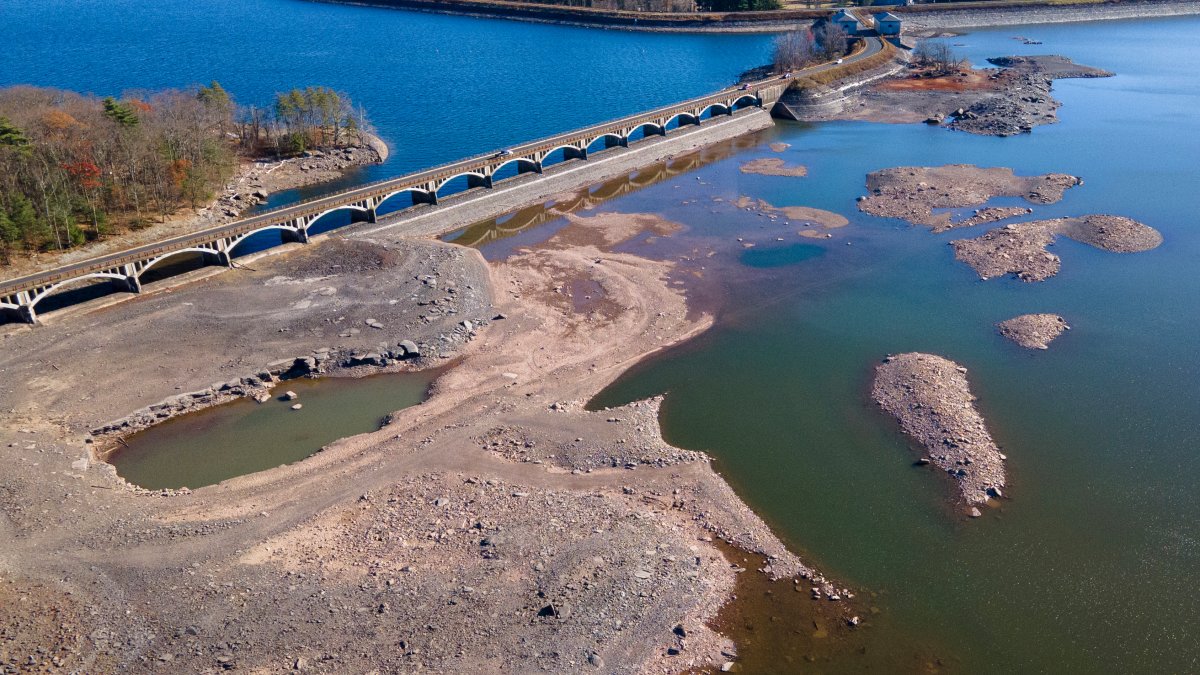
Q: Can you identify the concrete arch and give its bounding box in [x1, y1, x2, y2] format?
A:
[309, 205, 368, 227]
[29, 273, 128, 308]
[664, 112, 701, 129]
[225, 224, 304, 256]
[377, 188, 435, 211]
[697, 103, 731, 118]
[492, 156, 541, 178]
[626, 122, 666, 141]
[538, 144, 586, 166]
[136, 247, 223, 279]
[435, 171, 491, 196]
[584, 133, 626, 154]
[0, 301, 20, 312]
[729, 94, 760, 109]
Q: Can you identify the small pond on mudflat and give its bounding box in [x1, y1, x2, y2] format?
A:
[108, 371, 436, 490]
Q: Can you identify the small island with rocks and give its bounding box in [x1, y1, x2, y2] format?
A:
[857, 164, 1081, 232]
[872, 352, 1006, 513]
[951, 214, 1163, 282]
[997, 313, 1070, 350]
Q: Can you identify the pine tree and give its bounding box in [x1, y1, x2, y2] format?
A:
[0, 209, 17, 244]
[0, 117, 28, 147]
[102, 97, 140, 128]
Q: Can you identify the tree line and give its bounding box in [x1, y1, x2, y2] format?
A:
[0, 83, 369, 263]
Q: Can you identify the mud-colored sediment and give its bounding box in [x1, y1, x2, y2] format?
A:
[951, 214, 1163, 282]
[739, 157, 808, 177]
[872, 352, 1006, 509]
[997, 313, 1070, 350]
[857, 164, 1080, 231]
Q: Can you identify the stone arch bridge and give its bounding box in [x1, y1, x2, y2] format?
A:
[1, 78, 798, 323]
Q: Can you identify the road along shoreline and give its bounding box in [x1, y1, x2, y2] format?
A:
[312, 0, 1200, 33]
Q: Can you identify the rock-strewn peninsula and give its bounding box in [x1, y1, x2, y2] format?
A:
[857, 164, 1080, 231]
[997, 313, 1070, 350]
[951, 214, 1163, 282]
[843, 54, 1113, 137]
[872, 353, 1006, 509]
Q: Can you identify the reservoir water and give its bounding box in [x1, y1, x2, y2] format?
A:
[9, 1, 1200, 671]
[2, 0, 773, 207]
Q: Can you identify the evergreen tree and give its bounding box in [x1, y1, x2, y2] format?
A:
[0, 209, 17, 244]
[0, 117, 28, 147]
[102, 97, 139, 127]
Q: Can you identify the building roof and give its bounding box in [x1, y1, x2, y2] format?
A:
[831, 9, 858, 21]
[873, 11, 901, 21]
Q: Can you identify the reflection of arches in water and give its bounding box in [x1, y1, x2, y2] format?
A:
[444, 133, 766, 250]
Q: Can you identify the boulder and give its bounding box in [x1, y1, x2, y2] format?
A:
[399, 340, 420, 357]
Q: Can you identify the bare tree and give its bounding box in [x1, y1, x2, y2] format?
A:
[914, 41, 962, 74]
[773, 29, 817, 72]
[816, 23, 848, 60]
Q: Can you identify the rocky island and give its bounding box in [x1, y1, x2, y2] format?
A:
[872, 352, 1006, 511]
[997, 313, 1070, 349]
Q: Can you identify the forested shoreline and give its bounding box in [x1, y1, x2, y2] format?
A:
[0, 83, 371, 263]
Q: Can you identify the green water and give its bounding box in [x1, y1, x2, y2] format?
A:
[110, 372, 435, 490]
[476, 18, 1200, 674]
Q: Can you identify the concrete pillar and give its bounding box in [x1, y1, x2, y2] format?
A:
[18, 304, 37, 325]
[120, 265, 142, 293]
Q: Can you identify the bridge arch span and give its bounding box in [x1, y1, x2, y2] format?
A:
[0, 301, 19, 312]
[537, 144, 587, 168]
[729, 94, 760, 110]
[626, 122, 666, 142]
[309, 204, 369, 228]
[28, 273, 129, 309]
[435, 171, 491, 197]
[226, 224, 304, 257]
[377, 188, 435, 213]
[663, 112, 701, 130]
[136, 247, 224, 280]
[584, 133, 626, 155]
[697, 103, 731, 119]
[493, 156, 541, 178]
